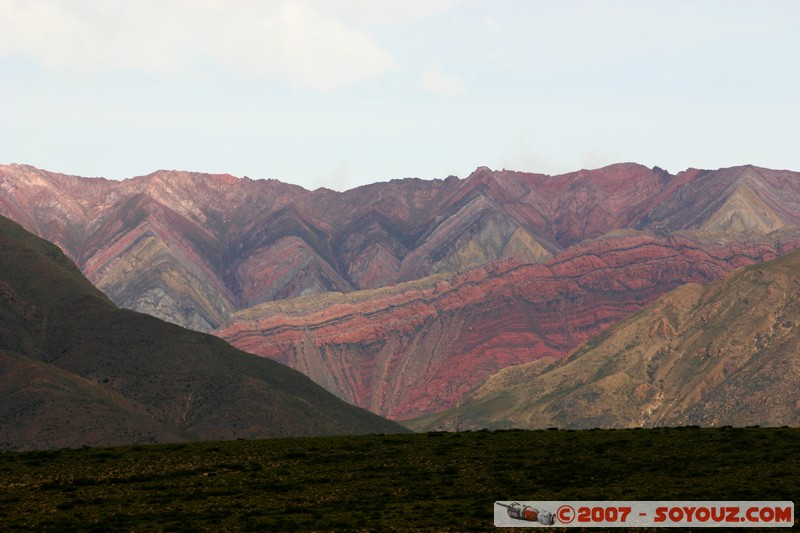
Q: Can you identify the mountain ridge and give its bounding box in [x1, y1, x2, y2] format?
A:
[4, 162, 799, 332]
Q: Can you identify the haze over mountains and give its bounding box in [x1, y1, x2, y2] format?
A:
[0, 215, 406, 451]
[2, 162, 799, 420]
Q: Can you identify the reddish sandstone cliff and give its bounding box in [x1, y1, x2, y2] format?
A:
[217, 231, 800, 418]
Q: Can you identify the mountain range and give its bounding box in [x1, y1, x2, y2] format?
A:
[2, 162, 800, 419]
[0, 215, 406, 451]
[5, 163, 798, 331]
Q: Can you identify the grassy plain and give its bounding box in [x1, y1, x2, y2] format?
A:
[0, 427, 797, 531]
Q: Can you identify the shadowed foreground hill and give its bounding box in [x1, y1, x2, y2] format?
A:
[0, 215, 407, 451]
[408, 250, 800, 431]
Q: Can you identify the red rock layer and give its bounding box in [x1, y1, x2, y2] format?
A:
[217, 231, 800, 419]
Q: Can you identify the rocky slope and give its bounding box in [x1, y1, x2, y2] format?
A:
[0, 165, 554, 330]
[217, 230, 800, 419]
[3, 163, 799, 332]
[407, 249, 800, 430]
[0, 215, 407, 451]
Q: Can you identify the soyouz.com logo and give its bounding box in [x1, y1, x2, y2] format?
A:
[494, 501, 794, 527]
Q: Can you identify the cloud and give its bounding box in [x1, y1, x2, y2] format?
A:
[499, 131, 567, 175]
[313, 161, 350, 191]
[306, 0, 463, 27]
[579, 149, 618, 171]
[0, 0, 395, 90]
[419, 64, 465, 95]
[482, 16, 499, 31]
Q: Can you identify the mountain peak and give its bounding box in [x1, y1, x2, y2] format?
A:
[701, 181, 786, 233]
[464, 166, 496, 183]
[139, 169, 241, 187]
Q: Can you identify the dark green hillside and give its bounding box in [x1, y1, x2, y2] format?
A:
[0, 427, 797, 531]
[0, 349, 190, 450]
[0, 215, 407, 451]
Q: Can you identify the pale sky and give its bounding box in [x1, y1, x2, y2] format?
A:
[1, 0, 798, 190]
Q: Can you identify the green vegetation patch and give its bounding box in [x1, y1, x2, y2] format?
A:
[0, 427, 798, 531]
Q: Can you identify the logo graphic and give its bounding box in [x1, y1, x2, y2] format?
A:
[496, 502, 556, 525]
[494, 501, 794, 528]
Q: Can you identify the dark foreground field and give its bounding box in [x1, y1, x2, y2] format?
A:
[0, 427, 797, 531]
